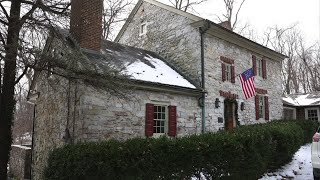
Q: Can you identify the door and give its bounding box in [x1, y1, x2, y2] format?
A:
[225, 100, 235, 130]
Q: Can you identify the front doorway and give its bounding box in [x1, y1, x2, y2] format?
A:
[224, 99, 238, 131]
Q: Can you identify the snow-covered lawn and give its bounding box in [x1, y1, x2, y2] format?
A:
[191, 144, 313, 180]
[259, 144, 313, 180]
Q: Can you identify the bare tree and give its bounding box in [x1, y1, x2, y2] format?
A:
[0, 1, 70, 179]
[216, 0, 246, 31]
[12, 81, 33, 145]
[168, 0, 208, 12]
[103, 0, 134, 40]
[262, 24, 320, 94]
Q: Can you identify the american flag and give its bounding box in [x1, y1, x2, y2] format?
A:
[239, 68, 256, 99]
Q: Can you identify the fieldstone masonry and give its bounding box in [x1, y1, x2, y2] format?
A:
[119, 2, 202, 85]
[31, 0, 284, 179]
[32, 73, 201, 179]
[117, 0, 283, 131]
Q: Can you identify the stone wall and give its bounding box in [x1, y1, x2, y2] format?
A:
[33, 74, 202, 179]
[118, 1, 202, 85]
[77, 85, 202, 141]
[203, 33, 283, 131]
[32, 75, 79, 180]
[117, 0, 284, 131]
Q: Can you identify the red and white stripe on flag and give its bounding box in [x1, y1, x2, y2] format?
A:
[239, 68, 256, 99]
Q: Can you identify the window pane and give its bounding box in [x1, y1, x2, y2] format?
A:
[225, 64, 231, 81]
[307, 109, 318, 121]
[157, 127, 160, 133]
[258, 96, 265, 119]
[160, 127, 164, 133]
[153, 105, 167, 134]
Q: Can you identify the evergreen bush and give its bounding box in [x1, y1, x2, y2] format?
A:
[44, 120, 318, 180]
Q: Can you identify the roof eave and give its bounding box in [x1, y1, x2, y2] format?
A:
[191, 20, 288, 61]
[126, 79, 203, 97]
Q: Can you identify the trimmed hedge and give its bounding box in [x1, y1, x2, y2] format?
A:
[44, 120, 318, 180]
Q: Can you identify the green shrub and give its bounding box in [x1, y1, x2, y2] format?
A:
[44, 120, 317, 180]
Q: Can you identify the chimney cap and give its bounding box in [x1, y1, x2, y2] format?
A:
[218, 21, 232, 31]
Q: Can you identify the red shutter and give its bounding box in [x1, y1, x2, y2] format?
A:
[255, 95, 259, 120]
[252, 55, 257, 76]
[168, 106, 177, 137]
[265, 96, 269, 120]
[222, 63, 226, 82]
[262, 58, 267, 79]
[231, 64, 235, 83]
[145, 103, 154, 137]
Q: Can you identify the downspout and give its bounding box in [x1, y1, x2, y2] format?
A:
[30, 103, 36, 180]
[200, 20, 210, 134]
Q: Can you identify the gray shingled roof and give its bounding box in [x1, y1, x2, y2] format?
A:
[54, 28, 198, 89]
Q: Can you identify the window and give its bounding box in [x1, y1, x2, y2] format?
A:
[305, 108, 319, 121]
[252, 55, 267, 79]
[255, 95, 269, 120]
[153, 105, 167, 134]
[283, 107, 296, 120]
[145, 103, 177, 137]
[257, 59, 263, 77]
[259, 96, 265, 119]
[139, 22, 147, 36]
[221, 62, 235, 83]
[225, 64, 232, 81]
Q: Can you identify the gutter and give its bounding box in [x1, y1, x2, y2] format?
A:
[199, 20, 210, 134]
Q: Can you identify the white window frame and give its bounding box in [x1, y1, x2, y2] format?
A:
[139, 22, 147, 36]
[258, 95, 265, 119]
[283, 107, 296, 120]
[305, 107, 320, 121]
[257, 58, 263, 77]
[225, 63, 232, 82]
[152, 102, 169, 138]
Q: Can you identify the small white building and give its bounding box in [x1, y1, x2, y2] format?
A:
[283, 92, 320, 121]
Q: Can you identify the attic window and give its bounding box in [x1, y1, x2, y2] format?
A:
[139, 22, 147, 36]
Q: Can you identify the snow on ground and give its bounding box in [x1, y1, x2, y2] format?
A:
[191, 144, 313, 180]
[259, 144, 313, 180]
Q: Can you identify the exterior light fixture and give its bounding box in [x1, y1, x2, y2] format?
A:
[240, 102, 245, 111]
[215, 98, 221, 108]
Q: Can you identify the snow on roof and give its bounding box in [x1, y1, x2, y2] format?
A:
[83, 40, 197, 89]
[124, 55, 196, 89]
[54, 28, 197, 90]
[283, 92, 320, 106]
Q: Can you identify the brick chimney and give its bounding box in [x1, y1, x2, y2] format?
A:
[218, 21, 232, 31]
[70, 0, 103, 52]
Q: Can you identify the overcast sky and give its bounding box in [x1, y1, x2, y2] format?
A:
[161, 0, 320, 45]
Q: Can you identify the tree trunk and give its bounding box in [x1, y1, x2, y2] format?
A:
[0, 1, 22, 179]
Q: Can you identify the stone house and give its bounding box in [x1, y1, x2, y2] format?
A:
[115, 0, 287, 130]
[28, 0, 203, 179]
[283, 92, 320, 121]
[28, 0, 286, 179]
